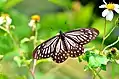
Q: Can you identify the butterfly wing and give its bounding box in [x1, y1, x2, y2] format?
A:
[64, 37, 84, 58]
[64, 28, 99, 58]
[33, 36, 59, 59]
[33, 28, 99, 63]
[51, 28, 99, 62]
[51, 39, 68, 63]
[65, 28, 99, 45]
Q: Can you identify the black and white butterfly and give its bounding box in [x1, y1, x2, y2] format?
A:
[33, 28, 99, 63]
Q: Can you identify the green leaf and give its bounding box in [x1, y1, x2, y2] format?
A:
[85, 51, 109, 69]
[82, 51, 91, 61]
[48, 0, 71, 9]
[95, 55, 109, 65]
[89, 55, 109, 68]
[78, 56, 82, 62]
[4, 0, 23, 9]
[0, 0, 7, 8]
[20, 38, 30, 44]
[0, 73, 8, 79]
[22, 59, 32, 66]
[100, 64, 106, 71]
[0, 55, 4, 60]
[15, 76, 27, 79]
[13, 56, 22, 67]
[89, 55, 100, 68]
[84, 65, 89, 71]
[0, 36, 14, 54]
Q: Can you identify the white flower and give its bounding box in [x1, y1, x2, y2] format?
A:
[28, 20, 35, 27]
[0, 17, 4, 25]
[6, 15, 12, 26]
[0, 14, 12, 26]
[28, 20, 36, 31]
[28, 15, 40, 27]
[99, 0, 119, 21]
[28, 15, 40, 31]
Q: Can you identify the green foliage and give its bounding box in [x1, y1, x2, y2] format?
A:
[0, 0, 7, 9]
[4, 0, 23, 9]
[48, 0, 72, 9]
[0, 73, 8, 79]
[83, 51, 109, 71]
[0, 0, 119, 79]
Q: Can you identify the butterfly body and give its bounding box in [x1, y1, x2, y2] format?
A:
[33, 28, 99, 63]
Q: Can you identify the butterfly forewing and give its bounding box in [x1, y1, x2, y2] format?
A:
[33, 28, 99, 63]
[65, 28, 99, 45]
[33, 36, 59, 59]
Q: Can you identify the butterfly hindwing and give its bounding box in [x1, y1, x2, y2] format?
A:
[51, 39, 68, 63]
[64, 36, 84, 57]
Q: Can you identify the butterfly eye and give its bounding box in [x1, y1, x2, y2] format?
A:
[33, 28, 99, 63]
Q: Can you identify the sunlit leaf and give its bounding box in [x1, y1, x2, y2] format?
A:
[0, 0, 7, 8]
[84, 51, 109, 69]
[0, 73, 8, 79]
[4, 0, 23, 9]
[20, 38, 30, 44]
[0, 55, 4, 60]
[84, 65, 89, 71]
[48, 0, 71, 9]
[13, 56, 22, 67]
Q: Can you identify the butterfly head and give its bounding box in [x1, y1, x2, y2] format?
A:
[59, 30, 63, 35]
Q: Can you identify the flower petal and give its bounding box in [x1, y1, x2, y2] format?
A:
[114, 4, 119, 8]
[102, 9, 109, 17]
[114, 8, 119, 13]
[6, 16, 12, 25]
[106, 11, 114, 21]
[28, 20, 35, 27]
[99, 4, 106, 8]
[0, 17, 4, 25]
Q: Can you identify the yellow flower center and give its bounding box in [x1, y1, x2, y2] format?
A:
[106, 3, 115, 10]
[31, 15, 40, 22]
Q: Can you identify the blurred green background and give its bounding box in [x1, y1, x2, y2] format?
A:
[0, 0, 119, 79]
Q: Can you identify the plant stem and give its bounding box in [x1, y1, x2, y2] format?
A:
[101, 18, 106, 51]
[104, 25, 117, 40]
[31, 23, 39, 79]
[30, 59, 37, 79]
[88, 66, 103, 79]
[93, 68, 101, 79]
[102, 37, 119, 52]
[112, 62, 115, 79]
[33, 24, 38, 49]
[0, 26, 19, 49]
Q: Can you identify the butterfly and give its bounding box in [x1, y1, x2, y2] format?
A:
[33, 28, 99, 63]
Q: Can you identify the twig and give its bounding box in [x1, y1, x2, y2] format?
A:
[88, 66, 103, 79]
[102, 37, 119, 52]
[101, 18, 106, 51]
